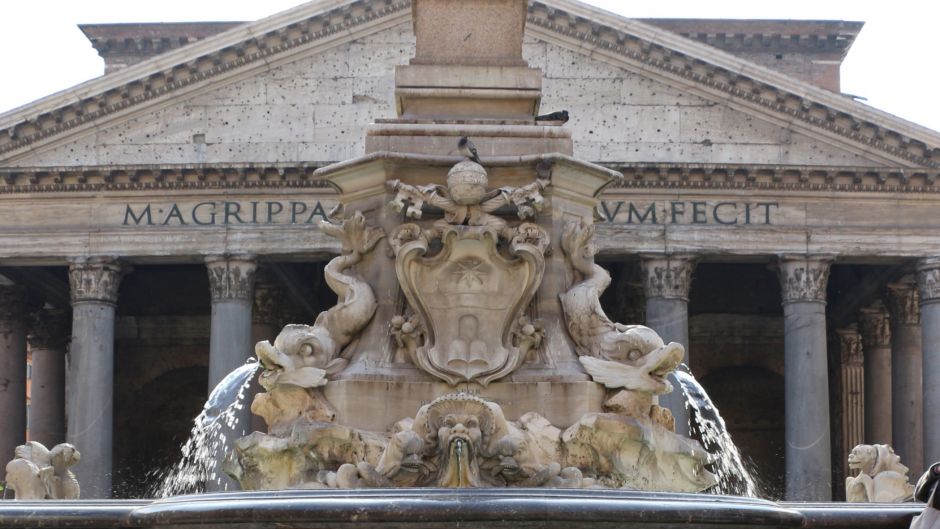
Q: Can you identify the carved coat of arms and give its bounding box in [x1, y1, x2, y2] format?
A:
[388, 160, 549, 386]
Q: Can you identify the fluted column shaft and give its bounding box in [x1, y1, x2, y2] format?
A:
[777, 255, 833, 501]
[640, 255, 695, 436]
[67, 257, 124, 498]
[27, 308, 70, 448]
[886, 277, 923, 477]
[0, 286, 29, 482]
[918, 258, 940, 468]
[858, 302, 892, 445]
[205, 254, 256, 491]
[837, 326, 864, 466]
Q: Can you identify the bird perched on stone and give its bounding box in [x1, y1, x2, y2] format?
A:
[457, 136, 482, 164]
[535, 110, 569, 124]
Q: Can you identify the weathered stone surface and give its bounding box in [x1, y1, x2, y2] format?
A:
[845, 444, 914, 503]
[918, 258, 940, 469]
[885, 277, 924, 478]
[776, 255, 832, 501]
[6, 24, 885, 169]
[0, 285, 29, 486]
[4, 441, 81, 500]
[858, 302, 893, 446]
[226, 145, 713, 494]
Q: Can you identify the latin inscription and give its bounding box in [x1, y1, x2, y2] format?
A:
[122, 201, 331, 226]
[598, 201, 778, 225]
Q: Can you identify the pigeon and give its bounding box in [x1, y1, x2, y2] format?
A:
[457, 136, 482, 164]
[535, 110, 569, 123]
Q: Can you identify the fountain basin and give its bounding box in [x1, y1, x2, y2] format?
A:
[0, 490, 923, 529]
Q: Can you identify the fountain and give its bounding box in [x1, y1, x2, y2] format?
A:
[0, 0, 928, 527]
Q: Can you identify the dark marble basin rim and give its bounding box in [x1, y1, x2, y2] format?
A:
[132, 488, 804, 527]
[0, 489, 925, 529]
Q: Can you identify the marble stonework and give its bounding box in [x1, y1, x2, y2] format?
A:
[845, 444, 914, 503]
[4, 442, 81, 500]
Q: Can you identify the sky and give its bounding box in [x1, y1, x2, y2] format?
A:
[0, 0, 938, 132]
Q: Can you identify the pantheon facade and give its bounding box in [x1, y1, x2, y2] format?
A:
[1, 0, 939, 502]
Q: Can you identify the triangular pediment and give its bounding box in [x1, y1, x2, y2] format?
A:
[1, 0, 938, 170]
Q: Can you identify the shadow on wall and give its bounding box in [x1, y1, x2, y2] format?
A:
[112, 366, 208, 498]
[698, 366, 785, 499]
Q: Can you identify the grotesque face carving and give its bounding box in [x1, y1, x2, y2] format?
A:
[594, 327, 684, 395]
[438, 413, 483, 452]
[847, 444, 908, 477]
[847, 445, 878, 474]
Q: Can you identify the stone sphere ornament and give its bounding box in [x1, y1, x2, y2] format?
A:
[446, 160, 489, 205]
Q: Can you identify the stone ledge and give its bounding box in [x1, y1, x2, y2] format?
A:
[0, 162, 936, 194]
[0, 491, 923, 529]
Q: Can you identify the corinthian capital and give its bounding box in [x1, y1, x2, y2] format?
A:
[858, 301, 891, 349]
[776, 255, 833, 304]
[917, 257, 940, 305]
[28, 308, 70, 350]
[640, 254, 696, 301]
[68, 256, 125, 305]
[206, 254, 257, 302]
[836, 325, 863, 366]
[885, 275, 920, 325]
[0, 285, 28, 322]
[253, 269, 285, 325]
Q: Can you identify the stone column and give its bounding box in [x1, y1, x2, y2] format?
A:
[837, 326, 864, 465]
[27, 308, 70, 448]
[67, 257, 124, 498]
[858, 302, 892, 445]
[205, 254, 256, 491]
[777, 255, 833, 501]
[917, 258, 940, 468]
[885, 277, 923, 477]
[206, 255, 257, 389]
[250, 274, 284, 433]
[0, 286, 28, 481]
[640, 255, 696, 436]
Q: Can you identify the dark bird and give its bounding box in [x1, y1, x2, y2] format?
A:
[535, 110, 569, 123]
[457, 136, 482, 164]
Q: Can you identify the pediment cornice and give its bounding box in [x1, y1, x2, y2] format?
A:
[527, 0, 940, 169]
[0, 0, 411, 161]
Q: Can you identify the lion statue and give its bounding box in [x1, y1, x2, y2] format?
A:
[845, 444, 914, 502]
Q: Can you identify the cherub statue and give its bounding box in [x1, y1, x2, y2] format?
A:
[846, 444, 914, 502]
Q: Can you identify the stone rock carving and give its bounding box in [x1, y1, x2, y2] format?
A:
[388, 159, 549, 238]
[228, 161, 717, 495]
[388, 161, 549, 386]
[559, 221, 683, 383]
[4, 442, 80, 500]
[228, 393, 589, 491]
[557, 220, 716, 492]
[845, 444, 915, 502]
[253, 205, 384, 428]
